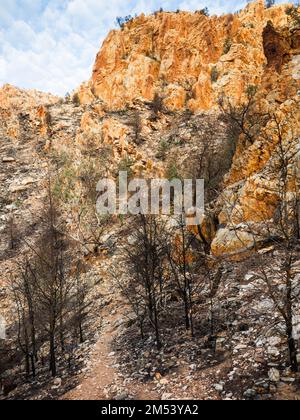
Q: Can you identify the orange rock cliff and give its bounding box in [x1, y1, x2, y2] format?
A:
[1, 0, 300, 258]
[83, 0, 300, 112]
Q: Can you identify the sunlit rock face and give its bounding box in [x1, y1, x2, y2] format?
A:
[2, 2, 300, 259]
[0, 84, 58, 111]
[73, 1, 300, 256]
[0, 84, 59, 139]
[91, 1, 292, 112]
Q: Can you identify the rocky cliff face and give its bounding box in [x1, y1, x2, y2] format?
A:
[2, 2, 300, 258]
[0, 84, 59, 139]
[83, 0, 300, 256]
[89, 1, 297, 112]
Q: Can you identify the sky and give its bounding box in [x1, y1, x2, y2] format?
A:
[0, 0, 290, 96]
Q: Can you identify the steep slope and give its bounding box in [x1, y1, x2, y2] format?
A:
[77, 0, 300, 256]
[0, 87, 80, 318]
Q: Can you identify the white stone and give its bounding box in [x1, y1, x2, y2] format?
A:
[268, 368, 280, 382]
[267, 336, 281, 347]
[267, 347, 280, 357]
[161, 393, 173, 400]
[160, 378, 169, 385]
[2, 157, 15, 163]
[52, 377, 62, 388]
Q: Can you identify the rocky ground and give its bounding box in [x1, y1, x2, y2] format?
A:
[1, 84, 300, 400]
[2, 196, 300, 401]
[63, 251, 300, 401]
[63, 243, 300, 401]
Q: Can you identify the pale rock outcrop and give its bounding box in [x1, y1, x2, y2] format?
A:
[77, 81, 96, 105]
[0, 84, 58, 111]
[211, 228, 256, 257]
[0, 84, 59, 139]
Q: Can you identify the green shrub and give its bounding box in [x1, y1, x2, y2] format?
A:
[116, 15, 134, 29]
[53, 164, 76, 202]
[118, 157, 134, 179]
[72, 93, 81, 107]
[266, 0, 275, 9]
[151, 93, 164, 116]
[45, 110, 52, 127]
[211, 66, 219, 83]
[246, 84, 257, 98]
[166, 163, 181, 180]
[223, 38, 232, 55]
[49, 150, 70, 168]
[156, 140, 170, 160]
[197, 7, 209, 17]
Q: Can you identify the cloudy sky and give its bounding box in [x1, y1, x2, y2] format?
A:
[0, 0, 288, 96]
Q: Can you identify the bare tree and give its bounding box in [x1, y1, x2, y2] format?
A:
[119, 215, 168, 349]
[129, 111, 143, 145]
[12, 261, 37, 378]
[219, 85, 269, 147]
[181, 122, 234, 253]
[53, 148, 114, 256]
[167, 217, 197, 336]
[11, 186, 73, 378]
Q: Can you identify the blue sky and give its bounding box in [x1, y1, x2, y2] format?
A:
[0, 0, 290, 96]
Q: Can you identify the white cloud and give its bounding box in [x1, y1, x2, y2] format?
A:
[0, 57, 7, 82]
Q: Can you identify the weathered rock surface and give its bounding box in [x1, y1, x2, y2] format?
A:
[90, 1, 292, 112]
[2, 4, 300, 261]
[0, 84, 59, 139]
[80, 1, 300, 258]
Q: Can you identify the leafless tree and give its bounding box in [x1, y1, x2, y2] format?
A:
[252, 250, 299, 372]
[219, 85, 269, 147]
[166, 217, 197, 336]
[54, 148, 114, 256]
[7, 214, 17, 250]
[150, 93, 164, 119]
[129, 111, 143, 145]
[114, 270, 148, 340]
[255, 111, 299, 372]
[182, 125, 234, 253]
[12, 261, 37, 378]
[72, 259, 90, 344]
[118, 215, 169, 349]
[11, 186, 74, 378]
